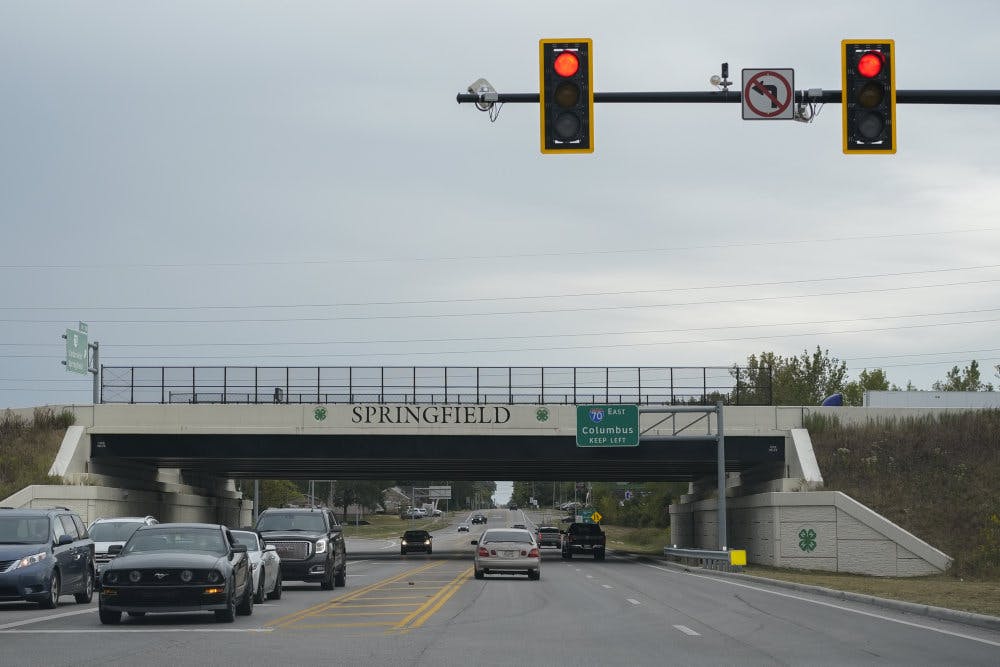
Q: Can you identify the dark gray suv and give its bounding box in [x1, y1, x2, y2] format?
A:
[255, 508, 347, 589]
[0, 507, 96, 608]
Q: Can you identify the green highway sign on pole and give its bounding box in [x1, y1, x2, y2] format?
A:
[576, 405, 639, 447]
[64, 327, 88, 374]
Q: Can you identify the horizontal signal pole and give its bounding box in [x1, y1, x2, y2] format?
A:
[457, 90, 1000, 105]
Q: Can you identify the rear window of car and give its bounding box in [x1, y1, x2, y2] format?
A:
[569, 524, 602, 535]
[538, 528, 559, 534]
[483, 530, 532, 544]
[403, 531, 429, 539]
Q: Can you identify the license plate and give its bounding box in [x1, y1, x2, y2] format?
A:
[501, 550, 517, 558]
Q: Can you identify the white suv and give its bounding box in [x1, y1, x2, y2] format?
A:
[88, 516, 158, 572]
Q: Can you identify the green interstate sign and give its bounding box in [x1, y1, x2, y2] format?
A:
[575, 405, 639, 447]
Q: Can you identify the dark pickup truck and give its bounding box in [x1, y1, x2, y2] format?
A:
[561, 523, 606, 561]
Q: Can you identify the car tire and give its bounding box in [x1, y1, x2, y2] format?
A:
[474, 568, 484, 580]
[400, 549, 406, 555]
[427, 548, 432, 555]
[38, 571, 60, 609]
[215, 584, 237, 623]
[237, 578, 254, 616]
[267, 570, 283, 600]
[74, 568, 95, 604]
[595, 550, 606, 561]
[320, 563, 334, 590]
[562, 551, 572, 560]
[334, 563, 347, 588]
[99, 606, 121, 625]
[528, 569, 540, 581]
[254, 573, 266, 604]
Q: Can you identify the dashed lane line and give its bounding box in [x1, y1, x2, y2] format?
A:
[627, 598, 641, 606]
[674, 624, 701, 636]
[0, 607, 96, 631]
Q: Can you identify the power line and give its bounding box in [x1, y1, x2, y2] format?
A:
[1, 278, 998, 325]
[0, 228, 994, 271]
[3, 263, 998, 311]
[2, 305, 999, 349]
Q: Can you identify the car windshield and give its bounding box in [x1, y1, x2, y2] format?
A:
[89, 521, 145, 542]
[230, 531, 261, 552]
[0, 517, 50, 544]
[256, 513, 326, 532]
[482, 530, 532, 544]
[123, 527, 227, 556]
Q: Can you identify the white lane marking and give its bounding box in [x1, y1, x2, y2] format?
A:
[574, 568, 582, 572]
[1, 628, 275, 634]
[602, 584, 613, 589]
[639, 561, 1000, 648]
[627, 598, 641, 605]
[0, 608, 96, 630]
[674, 624, 700, 636]
[586, 575, 593, 579]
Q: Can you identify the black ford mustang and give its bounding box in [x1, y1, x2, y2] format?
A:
[98, 523, 252, 624]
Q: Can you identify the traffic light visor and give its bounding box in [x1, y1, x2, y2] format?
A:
[857, 52, 883, 78]
[553, 51, 579, 77]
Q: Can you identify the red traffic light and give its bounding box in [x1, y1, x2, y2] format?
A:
[553, 51, 580, 77]
[857, 51, 884, 78]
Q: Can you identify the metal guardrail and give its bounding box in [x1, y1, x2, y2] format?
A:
[98, 365, 773, 406]
[663, 547, 745, 573]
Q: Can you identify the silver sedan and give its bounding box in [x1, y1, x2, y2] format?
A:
[471, 528, 540, 580]
[231, 530, 282, 602]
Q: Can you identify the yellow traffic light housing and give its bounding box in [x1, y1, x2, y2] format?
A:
[539, 39, 594, 154]
[842, 39, 896, 154]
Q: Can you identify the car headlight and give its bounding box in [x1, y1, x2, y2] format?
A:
[401, 540, 407, 546]
[11, 552, 48, 570]
[424, 540, 430, 545]
[180, 570, 193, 583]
[129, 570, 141, 583]
[207, 570, 222, 584]
[106, 571, 120, 584]
[314, 538, 328, 554]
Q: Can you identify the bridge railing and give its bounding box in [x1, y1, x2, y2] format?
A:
[99, 365, 772, 406]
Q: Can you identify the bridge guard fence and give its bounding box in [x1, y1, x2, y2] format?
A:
[99, 365, 772, 406]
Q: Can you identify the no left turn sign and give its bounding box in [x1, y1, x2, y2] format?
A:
[742, 68, 795, 120]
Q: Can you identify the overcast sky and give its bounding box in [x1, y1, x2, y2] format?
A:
[2, 1, 999, 410]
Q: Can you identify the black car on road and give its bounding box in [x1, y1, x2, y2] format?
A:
[400, 530, 433, 555]
[0, 507, 96, 609]
[98, 523, 252, 624]
[255, 508, 347, 589]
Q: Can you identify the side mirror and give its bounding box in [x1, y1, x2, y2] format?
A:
[470, 540, 478, 546]
[330, 525, 343, 533]
[264, 544, 277, 553]
[232, 544, 248, 554]
[57, 534, 74, 546]
[107, 544, 123, 555]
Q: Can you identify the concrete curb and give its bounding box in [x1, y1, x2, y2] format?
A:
[634, 555, 1000, 632]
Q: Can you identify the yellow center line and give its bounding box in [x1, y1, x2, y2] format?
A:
[389, 567, 473, 635]
[271, 561, 443, 629]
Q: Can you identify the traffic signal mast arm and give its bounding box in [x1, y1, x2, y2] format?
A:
[458, 89, 1000, 105]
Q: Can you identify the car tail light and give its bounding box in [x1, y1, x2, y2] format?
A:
[528, 548, 539, 558]
[478, 547, 489, 557]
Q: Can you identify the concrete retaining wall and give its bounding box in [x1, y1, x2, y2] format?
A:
[1, 484, 252, 528]
[670, 491, 951, 577]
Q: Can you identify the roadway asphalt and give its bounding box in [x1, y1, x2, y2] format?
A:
[0, 509, 997, 666]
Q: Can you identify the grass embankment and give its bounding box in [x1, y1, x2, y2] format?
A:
[806, 410, 1000, 580]
[0, 408, 74, 502]
[339, 514, 448, 539]
[604, 410, 1000, 617]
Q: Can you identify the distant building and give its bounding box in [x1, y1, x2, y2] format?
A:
[864, 391, 1000, 408]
